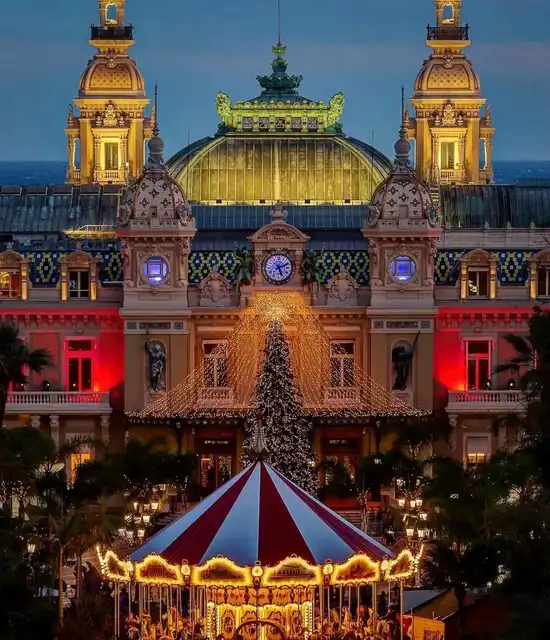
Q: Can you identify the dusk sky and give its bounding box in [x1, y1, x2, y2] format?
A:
[1, 0, 549, 162]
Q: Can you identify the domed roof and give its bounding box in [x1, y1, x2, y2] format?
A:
[166, 135, 392, 205]
[79, 54, 145, 97]
[370, 129, 434, 220]
[121, 130, 191, 223]
[414, 53, 480, 96]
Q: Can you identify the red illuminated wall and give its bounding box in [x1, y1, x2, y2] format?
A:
[433, 326, 465, 408]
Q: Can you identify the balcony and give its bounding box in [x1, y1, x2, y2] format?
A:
[447, 390, 524, 415]
[323, 386, 361, 407]
[95, 169, 126, 184]
[6, 391, 111, 415]
[198, 387, 235, 408]
[426, 25, 469, 41]
[90, 25, 134, 40]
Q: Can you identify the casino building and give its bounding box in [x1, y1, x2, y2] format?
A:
[1, 0, 549, 492]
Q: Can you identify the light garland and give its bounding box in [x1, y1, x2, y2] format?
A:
[332, 554, 380, 585]
[134, 554, 184, 585]
[383, 549, 415, 581]
[191, 556, 253, 587]
[96, 547, 133, 582]
[131, 292, 425, 421]
[263, 556, 322, 587]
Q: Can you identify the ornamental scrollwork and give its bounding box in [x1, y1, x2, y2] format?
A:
[216, 92, 236, 129]
[326, 93, 345, 127]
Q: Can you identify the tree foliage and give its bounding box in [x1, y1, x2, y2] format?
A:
[245, 320, 318, 494]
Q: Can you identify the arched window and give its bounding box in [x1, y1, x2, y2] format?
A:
[529, 250, 550, 299]
[105, 3, 118, 24]
[59, 252, 98, 301]
[441, 4, 455, 24]
[459, 249, 497, 300]
[0, 250, 29, 300]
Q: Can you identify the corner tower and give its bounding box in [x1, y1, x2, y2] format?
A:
[406, 0, 494, 185]
[65, 0, 152, 186]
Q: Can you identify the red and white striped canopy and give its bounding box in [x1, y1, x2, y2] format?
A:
[131, 461, 393, 567]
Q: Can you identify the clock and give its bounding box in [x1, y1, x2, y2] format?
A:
[262, 253, 294, 285]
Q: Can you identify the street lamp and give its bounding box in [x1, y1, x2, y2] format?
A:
[27, 541, 36, 554]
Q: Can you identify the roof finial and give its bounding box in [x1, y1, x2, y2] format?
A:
[250, 412, 269, 461]
[153, 83, 160, 137]
[277, 0, 282, 46]
[401, 85, 405, 128]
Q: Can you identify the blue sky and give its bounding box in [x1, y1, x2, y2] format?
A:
[0, 0, 549, 161]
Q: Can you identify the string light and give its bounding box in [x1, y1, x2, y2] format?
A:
[263, 557, 322, 587]
[332, 554, 380, 584]
[134, 554, 184, 585]
[132, 292, 424, 420]
[96, 547, 133, 582]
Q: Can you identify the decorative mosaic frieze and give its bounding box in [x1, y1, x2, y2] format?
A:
[434, 250, 533, 286]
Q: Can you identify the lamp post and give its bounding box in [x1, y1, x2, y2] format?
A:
[123, 489, 164, 544]
[397, 493, 428, 586]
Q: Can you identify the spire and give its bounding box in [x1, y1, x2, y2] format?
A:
[147, 84, 165, 171]
[393, 89, 412, 173]
[249, 413, 269, 461]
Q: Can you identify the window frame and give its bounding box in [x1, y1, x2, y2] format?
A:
[463, 433, 491, 466]
[65, 338, 96, 392]
[329, 340, 356, 388]
[65, 434, 93, 485]
[465, 339, 492, 390]
[466, 267, 490, 298]
[202, 340, 229, 389]
[68, 269, 91, 299]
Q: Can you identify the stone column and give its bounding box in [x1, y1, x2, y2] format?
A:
[93, 137, 101, 182]
[50, 415, 60, 448]
[120, 134, 128, 176]
[67, 137, 75, 171]
[31, 415, 41, 429]
[100, 414, 110, 447]
[457, 135, 466, 181]
[484, 133, 494, 177]
[431, 133, 439, 182]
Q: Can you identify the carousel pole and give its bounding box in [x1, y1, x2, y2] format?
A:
[139, 583, 143, 631]
[372, 582, 377, 633]
[400, 580, 404, 640]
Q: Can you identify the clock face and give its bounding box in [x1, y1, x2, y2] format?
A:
[262, 253, 294, 285]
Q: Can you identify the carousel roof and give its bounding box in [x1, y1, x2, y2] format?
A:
[131, 460, 393, 567]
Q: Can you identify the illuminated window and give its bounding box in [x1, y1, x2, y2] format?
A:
[537, 267, 550, 297]
[465, 436, 489, 466]
[466, 340, 491, 390]
[69, 449, 92, 483]
[67, 339, 94, 392]
[389, 256, 416, 283]
[0, 271, 21, 298]
[203, 342, 228, 388]
[142, 257, 168, 285]
[69, 270, 90, 299]
[199, 453, 232, 489]
[440, 142, 455, 170]
[330, 341, 355, 387]
[467, 268, 489, 297]
[104, 143, 119, 170]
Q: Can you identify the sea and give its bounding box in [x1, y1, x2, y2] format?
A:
[0, 160, 549, 186]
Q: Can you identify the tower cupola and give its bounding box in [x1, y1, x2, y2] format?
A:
[65, 0, 153, 186]
[405, 0, 494, 186]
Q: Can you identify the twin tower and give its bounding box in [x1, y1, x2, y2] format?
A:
[65, 0, 494, 188]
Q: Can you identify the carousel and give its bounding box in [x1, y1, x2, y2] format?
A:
[99, 444, 418, 640]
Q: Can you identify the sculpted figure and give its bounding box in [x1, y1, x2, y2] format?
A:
[146, 340, 166, 392]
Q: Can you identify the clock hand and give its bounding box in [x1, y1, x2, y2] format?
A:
[276, 263, 284, 274]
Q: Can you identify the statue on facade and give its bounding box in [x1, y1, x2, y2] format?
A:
[146, 340, 166, 392]
[365, 205, 380, 228]
[391, 333, 420, 391]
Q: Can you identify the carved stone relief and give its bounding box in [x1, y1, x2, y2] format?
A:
[199, 266, 232, 307]
[326, 265, 358, 306]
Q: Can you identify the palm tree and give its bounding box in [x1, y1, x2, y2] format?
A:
[0, 322, 52, 425]
[422, 538, 499, 639]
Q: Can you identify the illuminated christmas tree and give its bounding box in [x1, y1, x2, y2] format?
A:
[245, 320, 318, 495]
